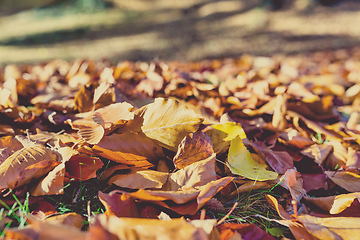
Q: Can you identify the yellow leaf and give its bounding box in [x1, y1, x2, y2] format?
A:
[211, 122, 246, 141]
[227, 137, 278, 181]
[298, 215, 360, 240]
[141, 98, 203, 151]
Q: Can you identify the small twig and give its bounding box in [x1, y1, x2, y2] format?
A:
[216, 202, 238, 226]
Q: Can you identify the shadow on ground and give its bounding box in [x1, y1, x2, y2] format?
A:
[1, 0, 360, 64]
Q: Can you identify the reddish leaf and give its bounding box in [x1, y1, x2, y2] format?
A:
[252, 141, 294, 174]
[65, 154, 103, 181]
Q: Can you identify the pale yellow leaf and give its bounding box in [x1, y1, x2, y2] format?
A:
[226, 137, 278, 181]
[141, 98, 203, 151]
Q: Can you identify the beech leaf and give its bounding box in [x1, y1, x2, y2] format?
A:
[141, 98, 204, 151]
[227, 137, 278, 181]
[92, 132, 164, 167]
[173, 131, 214, 169]
[0, 138, 58, 189]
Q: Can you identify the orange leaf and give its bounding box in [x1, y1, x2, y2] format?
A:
[65, 154, 104, 181]
[92, 132, 164, 167]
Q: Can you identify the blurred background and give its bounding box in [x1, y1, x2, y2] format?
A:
[0, 0, 360, 65]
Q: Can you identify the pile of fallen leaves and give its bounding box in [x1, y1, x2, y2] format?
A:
[1, 48, 360, 240]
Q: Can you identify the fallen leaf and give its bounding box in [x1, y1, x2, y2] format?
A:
[141, 98, 203, 151]
[272, 94, 287, 130]
[211, 122, 247, 141]
[98, 191, 140, 218]
[92, 132, 164, 167]
[0, 136, 23, 164]
[45, 212, 84, 229]
[0, 137, 58, 190]
[173, 131, 214, 169]
[298, 215, 360, 240]
[252, 141, 294, 174]
[31, 162, 66, 196]
[108, 169, 168, 189]
[279, 169, 306, 202]
[65, 154, 104, 181]
[90, 215, 210, 240]
[164, 153, 217, 191]
[301, 144, 333, 166]
[325, 170, 360, 192]
[217, 223, 276, 240]
[227, 137, 278, 181]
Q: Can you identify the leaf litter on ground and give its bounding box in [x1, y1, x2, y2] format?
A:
[2, 49, 360, 239]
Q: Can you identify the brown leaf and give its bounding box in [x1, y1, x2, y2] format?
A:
[0, 136, 23, 164]
[217, 223, 276, 240]
[164, 153, 217, 191]
[45, 213, 84, 229]
[98, 191, 140, 218]
[301, 144, 333, 166]
[90, 215, 210, 240]
[279, 169, 306, 202]
[298, 215, 360, 240]
[173, 131, 214, 169]
[31, 162, 66, 196]
[65, 154, 103, 181]
[272, 94, 287, 130]
[74, 83, 97, 113]
[278, 129, 314, 149]
[70, 117, 105, 145]
[75, 102, 134, 125]
[108, 169, 168, 189]
[0, 137, 58, 190]
[325, 170, 360, 192]
[127, 177, 233, 215]
[252, 141, 294, 174]
[92, 132, 164, 167]
[141, 98, 203, 151]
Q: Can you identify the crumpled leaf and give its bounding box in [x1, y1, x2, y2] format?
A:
[75, 102, 134, 126]
[279, 169, 306, 202]
[126, 177, 233, 215]
[227, 137, 278, 181]
[141, 98, 203, 151]
[304, 193, 360, 216]
[173, 130, 214, 169]
[69, 116, 105, 145]
[31, 162, 66, 196]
